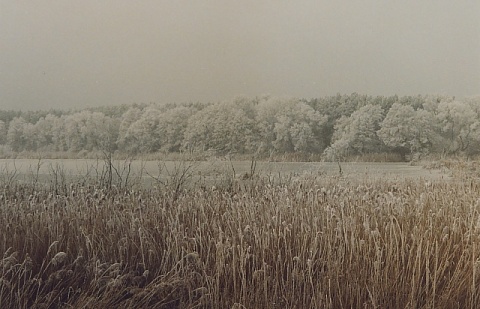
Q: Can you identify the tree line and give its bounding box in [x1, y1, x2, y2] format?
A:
[1, 93, 479, 160]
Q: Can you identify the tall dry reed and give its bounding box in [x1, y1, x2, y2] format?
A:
[1, 174, 480, 308]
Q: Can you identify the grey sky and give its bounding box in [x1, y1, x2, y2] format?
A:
[1, 1, 479, 111]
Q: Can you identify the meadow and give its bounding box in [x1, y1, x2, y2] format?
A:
[1, 159, 479, 308]
[0, 158, 448, 188]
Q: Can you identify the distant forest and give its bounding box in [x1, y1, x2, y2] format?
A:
[1, 93, 479, 161]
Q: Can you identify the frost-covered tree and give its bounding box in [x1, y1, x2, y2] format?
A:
[157, 105, 195, 153]
[0, 120, 7, 145]
[63, 113, 86, 152]
[123, 107, 162, 153]
[377, 103, 437, 160]
[183, 99, 257, 155]
[117, 107, 143, 151]
[59, 111, 119, 153]
[81, 112, 119, 152]
[30, 114, 58, 151]
[421, 94, 454, 114]
[325, 104, 385, 159]
[256, 97, 327, 154]
[6, 117, 27, 152]
[50, 115, 68, 151]
[23, 122, 38, 151]
[436, 100, 476, 154]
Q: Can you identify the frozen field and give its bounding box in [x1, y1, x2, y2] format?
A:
[0, 159, 450, 187]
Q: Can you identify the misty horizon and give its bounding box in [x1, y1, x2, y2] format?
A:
[1, 1, 479, 111]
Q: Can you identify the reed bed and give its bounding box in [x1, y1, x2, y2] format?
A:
[1, 175, 480, 308]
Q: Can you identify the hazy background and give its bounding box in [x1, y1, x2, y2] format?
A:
[1, 0, 479, 111]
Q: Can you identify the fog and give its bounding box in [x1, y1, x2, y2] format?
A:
[1, 1, 479, 111]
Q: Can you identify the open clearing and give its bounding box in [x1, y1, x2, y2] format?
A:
[0, 159, 449, 186]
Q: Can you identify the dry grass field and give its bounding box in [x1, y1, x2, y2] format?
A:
[0, 160, 479, 308]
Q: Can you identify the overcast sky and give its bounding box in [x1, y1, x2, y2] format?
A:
[1, 1, 479, 111]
